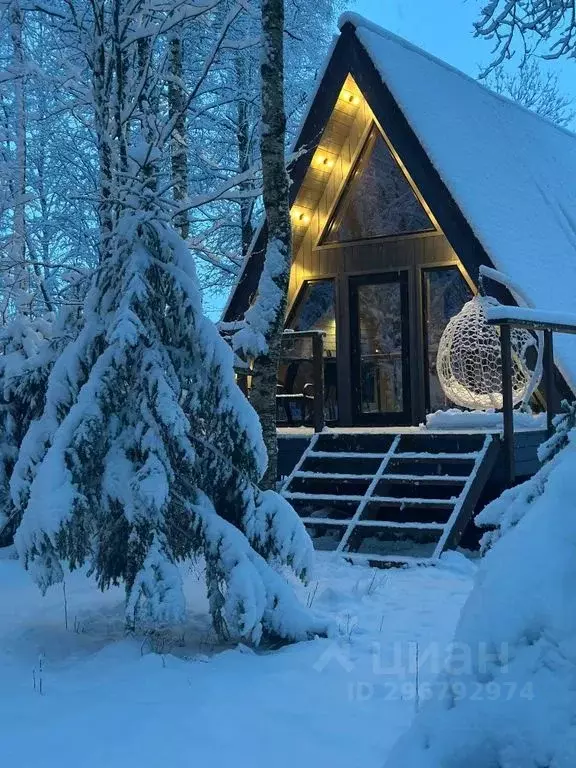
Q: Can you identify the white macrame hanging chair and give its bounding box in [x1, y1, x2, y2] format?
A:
[436, 295, 543, 410]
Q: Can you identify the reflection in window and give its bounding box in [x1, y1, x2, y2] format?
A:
[357, 282, 404, 414]
[289, 280, 336, 354]
[280, 280, 338, 422]
[322, 127, 435, 244]
[423, 267, 473, 412]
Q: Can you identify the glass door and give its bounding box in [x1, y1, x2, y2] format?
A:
[350, 272, 411, 425]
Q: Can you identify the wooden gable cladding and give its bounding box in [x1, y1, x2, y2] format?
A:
[222, 25, 493, 323]
[289, 78, 373, 303]
[287, 73, 452, 309]
[288, 230, 460, 312]
[338, 235, 458, 274]
[291, 75, 368, 256]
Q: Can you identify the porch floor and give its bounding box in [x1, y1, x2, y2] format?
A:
[278, 424, 547, 437]
[278, 407, 548, 437]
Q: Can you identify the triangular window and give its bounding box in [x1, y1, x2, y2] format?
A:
[321, 126, 435, 244]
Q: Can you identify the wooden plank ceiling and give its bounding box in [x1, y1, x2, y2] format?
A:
[291, 75, 366, 253]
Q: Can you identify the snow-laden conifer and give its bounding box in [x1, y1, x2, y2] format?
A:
[13, 194, 322, 642]
[1, 276, 86, 546]
[0, 311, 55, 544]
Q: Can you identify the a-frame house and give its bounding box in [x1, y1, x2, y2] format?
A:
[224, 14, 576, 563]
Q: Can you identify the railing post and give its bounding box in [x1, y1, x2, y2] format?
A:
[543, 329, 556, 437]
[312, 332, 325, 433]
[500, 324, 515, 487]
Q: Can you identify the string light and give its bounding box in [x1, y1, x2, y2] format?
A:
[291, 209, 310, 225]
[340, 89, 360, 105]
[316, 154, 334, 169]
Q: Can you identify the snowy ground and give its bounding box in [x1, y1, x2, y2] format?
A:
[0, 547, 474, 768]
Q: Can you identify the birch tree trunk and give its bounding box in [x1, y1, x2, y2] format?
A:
[247, 0, 292, 489]
[168, 32, 189, 240]
[92, 3, 113, 254]
[10, 0, 27, 297]
[112, 0, 128, 177]
[235, 52, 255, 257]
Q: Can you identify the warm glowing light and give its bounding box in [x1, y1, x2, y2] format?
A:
[340, 161, 351, 177]
[314, 152, 334, 170]
[292, 208, 311, 225]
[340, 89, 360, 105]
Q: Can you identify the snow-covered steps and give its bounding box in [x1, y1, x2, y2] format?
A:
[280, 431, 501, 566]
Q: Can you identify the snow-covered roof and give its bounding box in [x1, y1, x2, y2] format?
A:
[341, 12, 576, 390]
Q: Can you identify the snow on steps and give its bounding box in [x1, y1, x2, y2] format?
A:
[284, 493, 458, 505]
[280, 430, 501, 566]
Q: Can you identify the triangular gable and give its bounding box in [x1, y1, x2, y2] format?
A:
[224, 21, 489, 325]
[224, 13, 575, 398]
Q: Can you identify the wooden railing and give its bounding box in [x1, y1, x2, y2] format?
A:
[487, 306, 576, 486]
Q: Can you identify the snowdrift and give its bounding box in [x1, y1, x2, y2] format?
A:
[385, 429, 576, 767]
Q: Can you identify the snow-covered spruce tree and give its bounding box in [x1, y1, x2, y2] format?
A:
[0, 315, 47, 545]
[0, 308, 59, 546]
[10, 0, 323, 642]
[13, 188, 323, 641]
[2, 277, 86, 546]
[385, 408, 576, 768]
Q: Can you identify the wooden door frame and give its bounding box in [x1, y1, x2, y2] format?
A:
[348, 270, 412, 425]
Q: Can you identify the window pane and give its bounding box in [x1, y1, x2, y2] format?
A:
[289, 280, 336, 354]
[423, 268, 473, 412]
[280, 280, 337, 423]
[357, 282, 404, 414]
[322, 127, 434, 244]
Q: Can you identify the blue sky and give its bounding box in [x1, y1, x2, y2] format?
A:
[353, 0, 576, 100]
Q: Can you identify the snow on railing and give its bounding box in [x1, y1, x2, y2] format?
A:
[485, 305, 576, 331]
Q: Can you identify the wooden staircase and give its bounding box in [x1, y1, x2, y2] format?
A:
[281, 431, 501, 566]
